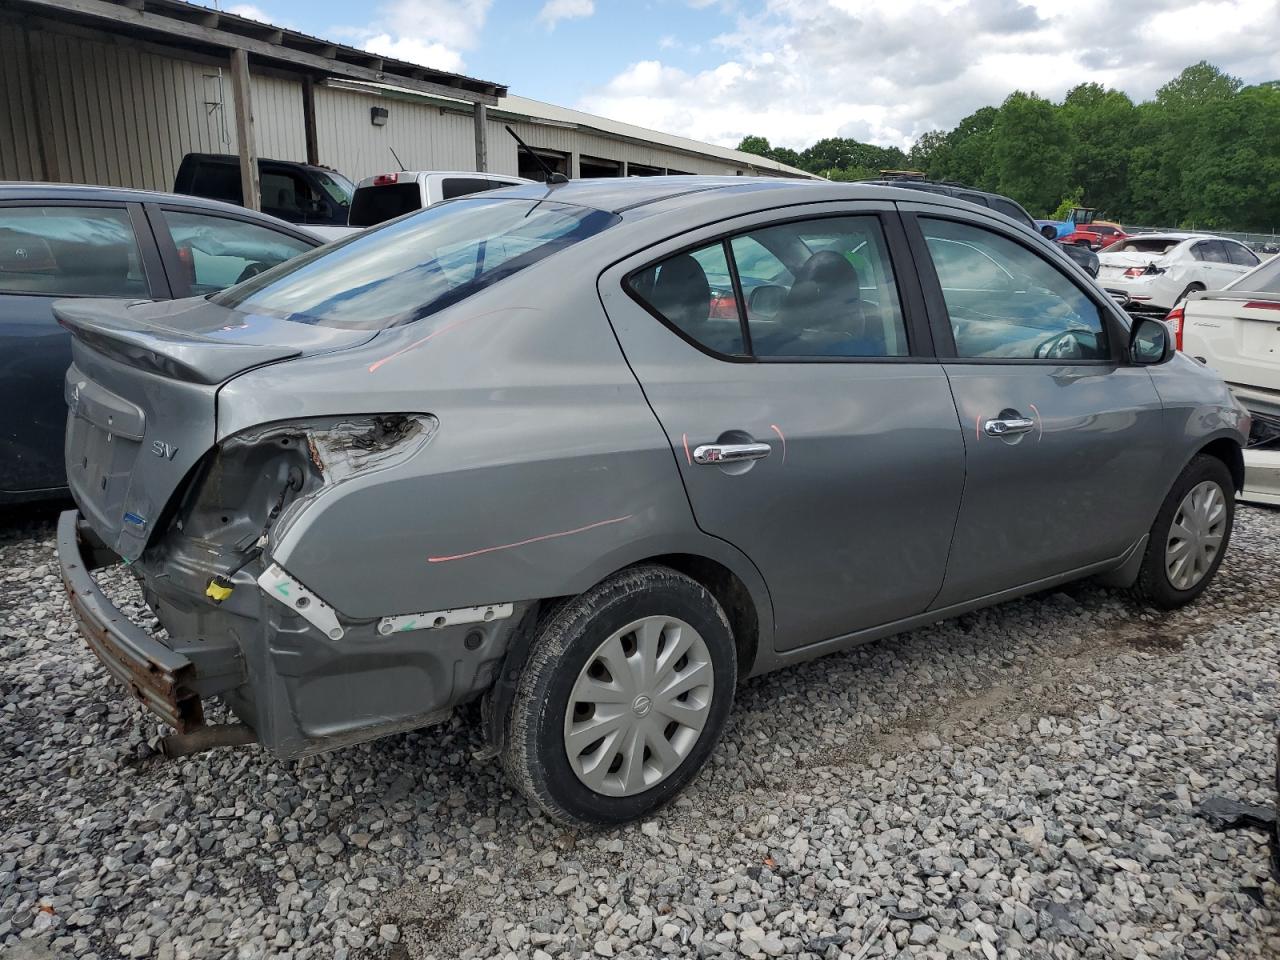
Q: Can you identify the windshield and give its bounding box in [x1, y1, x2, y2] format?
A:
[214, 197, 619, 329]
[1110, 237, 1181, 255]
[313, 169, 354, 207]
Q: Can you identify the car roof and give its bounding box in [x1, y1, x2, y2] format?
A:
[0, 182, 321, 233]
[355, 171, 527, 185]
[483, 176, 1023, 219]
[1122, 232, 1215, 242]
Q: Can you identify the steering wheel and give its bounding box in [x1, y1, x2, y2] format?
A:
[1035, 329, 1088, 360]
[235, 260, 272, 284]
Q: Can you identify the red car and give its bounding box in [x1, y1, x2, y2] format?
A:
[1062, 221, 1127, 251]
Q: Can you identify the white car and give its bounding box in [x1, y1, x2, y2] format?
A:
[1097, 233, 1262, 311]
[1172, 253, 1280, 505]
[348, 171, 530, 228]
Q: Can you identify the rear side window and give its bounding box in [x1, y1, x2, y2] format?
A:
[349, 183, 422, 227]
[441, 177, 500, 201]
[216, 197, 619, 329]
[162, 210, 314, 295]
[628, 215, 909, 359]
[0, 205, 146, 297]
[191, 162, 242, 205]
[922, 217, 1108, 361]
[1237, 257, 1280, 294]
[1193, 240, 1230, 263]
[989, 197, 1033, 229]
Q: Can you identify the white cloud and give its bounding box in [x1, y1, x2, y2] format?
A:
[537, 0, 595, 28]
[334, 0, 493, 72]
[225, 4, 273, 22]
[580, 0, 1280, 151]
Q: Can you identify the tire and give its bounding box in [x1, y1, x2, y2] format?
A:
[502, 565, 737, 827]
[1176, 282, 1205, 305]
[1132, 454, 1235, 609]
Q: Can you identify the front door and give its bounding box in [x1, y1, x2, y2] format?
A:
[599, 203, 966, 651]
[902, 206, 1167, 607]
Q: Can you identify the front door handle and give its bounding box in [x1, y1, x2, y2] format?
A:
[984, 416, 1035, 437]
[693, 441, 771, 465]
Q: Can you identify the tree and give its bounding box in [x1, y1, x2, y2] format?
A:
[990, 92, 1070, 216]
[737, 135, 773, 158]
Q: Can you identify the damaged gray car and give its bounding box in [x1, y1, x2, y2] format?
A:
[57, 178, 1249, 825]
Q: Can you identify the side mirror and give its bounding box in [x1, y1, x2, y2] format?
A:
[1129, 316, 1173, 365]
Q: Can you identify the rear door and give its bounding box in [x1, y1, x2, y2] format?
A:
[0, 200, 166, 496]
[599, 201, 966, 651]
[902, 203, 1166, 606]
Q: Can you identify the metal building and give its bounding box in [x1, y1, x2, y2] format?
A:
[1, 0, 814, 205]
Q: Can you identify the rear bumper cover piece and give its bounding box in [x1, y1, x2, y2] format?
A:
[57, 510, 204, 732]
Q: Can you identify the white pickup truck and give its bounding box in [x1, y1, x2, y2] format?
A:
[1172, 254, 1280, 505]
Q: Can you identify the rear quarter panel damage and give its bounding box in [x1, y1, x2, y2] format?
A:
[215, 268, 775, 650]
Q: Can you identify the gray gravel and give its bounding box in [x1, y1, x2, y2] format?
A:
[2, 504, 1278, 960]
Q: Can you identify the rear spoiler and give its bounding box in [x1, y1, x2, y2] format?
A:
[53, 298, 302, 384]
[1186, 289, 1280, 307]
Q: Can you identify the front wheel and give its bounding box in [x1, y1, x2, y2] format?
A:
[502, 565, 737, 826]
[1133, 455, 1235, 609]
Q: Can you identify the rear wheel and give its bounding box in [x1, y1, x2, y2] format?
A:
[502, 565, 737, 826]
[1176, 282, 1205, 305]
[1133, 454, 1234, 609]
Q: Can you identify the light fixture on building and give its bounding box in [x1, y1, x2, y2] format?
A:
[370, 106, 389, 127]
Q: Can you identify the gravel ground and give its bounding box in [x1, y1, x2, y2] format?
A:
[2, 504, 1278, 960]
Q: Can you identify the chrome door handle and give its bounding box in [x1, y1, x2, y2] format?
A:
[984, 417, 1034, 437]
[693, 442, 771, 465]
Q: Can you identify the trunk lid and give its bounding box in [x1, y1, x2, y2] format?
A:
[56, 296, 377, 560]
[1097, 251, 1163, 281]
[1182, 290, 1280, 398]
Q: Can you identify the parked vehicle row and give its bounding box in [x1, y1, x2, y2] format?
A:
[54, 177, 1247, 825]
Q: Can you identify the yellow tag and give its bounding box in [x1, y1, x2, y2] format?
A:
[206, 580, 234, 602]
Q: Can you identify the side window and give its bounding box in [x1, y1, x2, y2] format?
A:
[1194, 240, 1231, 264]
[442, 178, 499, 200]
[733, 216, 908, 357]
[1225, 242, 1260, 267]
[261, 169, 320, 218]
[921, 218, 1109, 361]
[192, 162, 242, 204]
[989, 197, 1033, 229]
[627, 241, 745, 356]
[162, 210, 314, 294]
[0, 205, 146, 297]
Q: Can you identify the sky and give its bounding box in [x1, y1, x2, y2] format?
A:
[213, 0, 1280, 152]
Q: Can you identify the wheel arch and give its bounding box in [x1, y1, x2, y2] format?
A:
[1196, 434, 1245, 492]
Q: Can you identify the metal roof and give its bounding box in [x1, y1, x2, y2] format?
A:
[9, 0, 506, 102]
[330, 80, 821, 180]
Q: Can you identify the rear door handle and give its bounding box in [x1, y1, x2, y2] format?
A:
[984, 417, 1034, 437]
[693, 441, 771, 465]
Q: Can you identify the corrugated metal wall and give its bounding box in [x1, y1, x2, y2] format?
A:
[0, 19, 305, 190]
[1, 18, 780, 192]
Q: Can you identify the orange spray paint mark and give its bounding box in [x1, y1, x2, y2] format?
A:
[769, 423, 786, 464]
[427, 514, 634, 563]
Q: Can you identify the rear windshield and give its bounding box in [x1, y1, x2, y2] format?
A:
[1232, 256, 1280, 294]
[214, 197, 619, 329]
[348, 182, 422, 227]
[1110, 237, 1181, 255]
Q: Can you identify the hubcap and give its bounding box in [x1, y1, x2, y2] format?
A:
[1165, 480, 1226, 591]
[563, 615, 714, 798]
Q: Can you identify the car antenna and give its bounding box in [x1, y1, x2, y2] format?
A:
[505, 125, 568, 184]
[389, 146, 406, 172]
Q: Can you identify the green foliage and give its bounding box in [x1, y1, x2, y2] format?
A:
[742, 61, 1279, 230]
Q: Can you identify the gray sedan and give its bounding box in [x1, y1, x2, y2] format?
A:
[55, 178, 1248, 826]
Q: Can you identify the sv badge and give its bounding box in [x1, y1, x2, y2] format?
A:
[151, 440, 179, 461]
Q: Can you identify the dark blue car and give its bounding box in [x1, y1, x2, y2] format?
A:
[0, 184, 321, 503]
